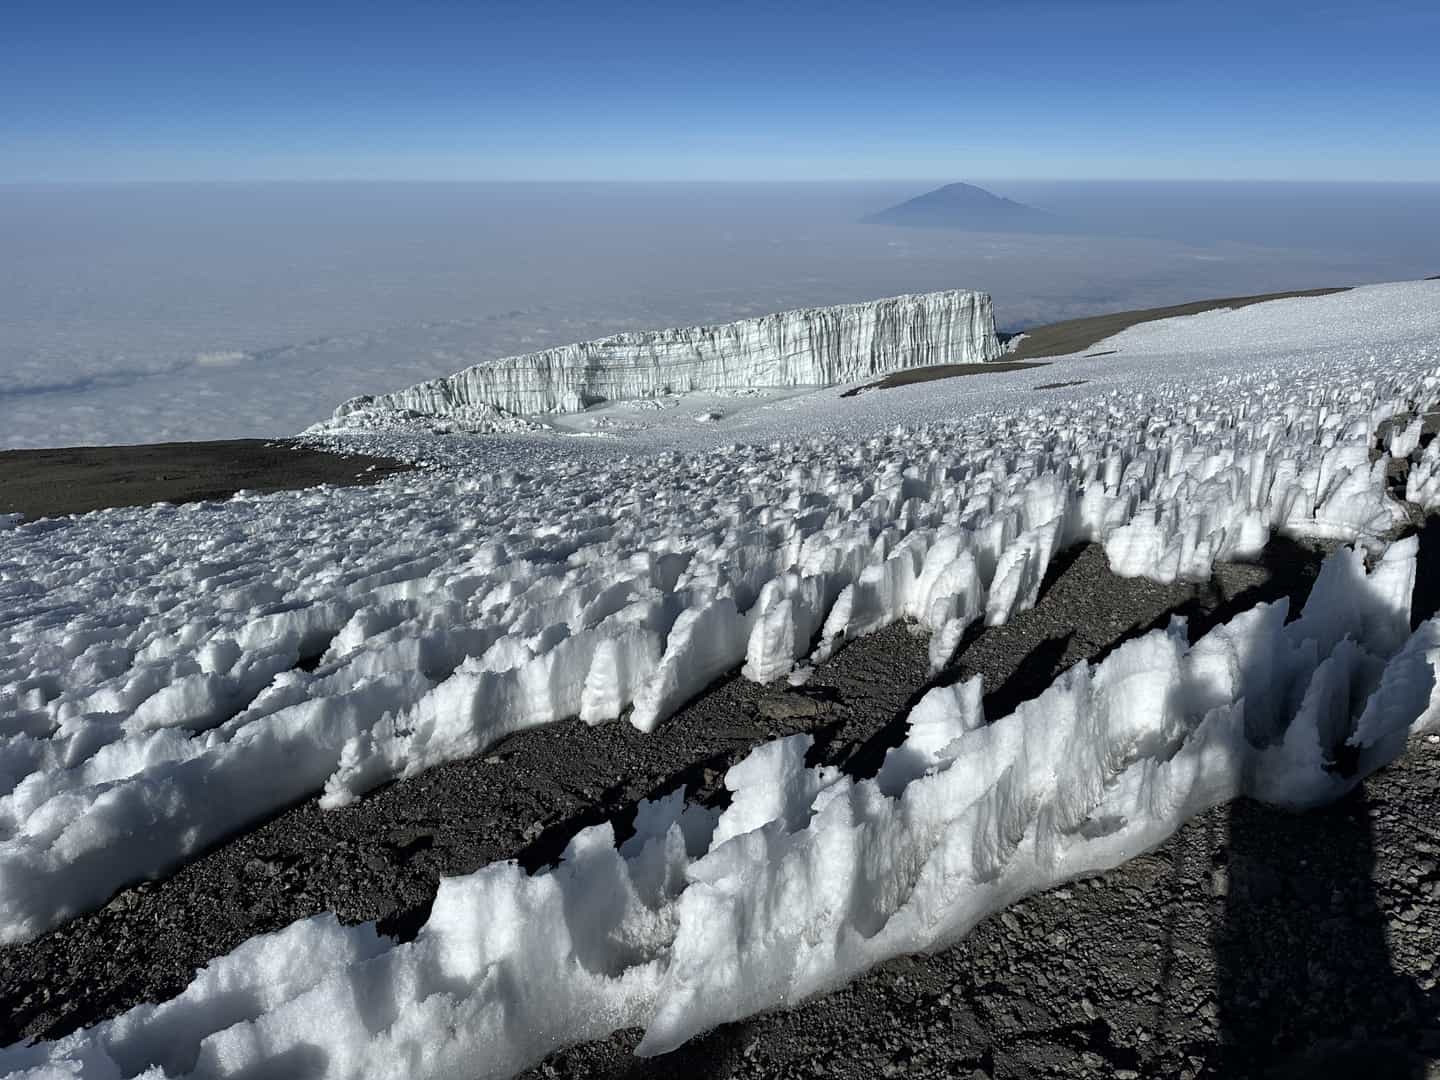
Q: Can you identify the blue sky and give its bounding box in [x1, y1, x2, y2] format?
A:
[4, 0, 1438, 183]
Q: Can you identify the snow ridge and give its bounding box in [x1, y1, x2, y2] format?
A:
[328, 289, 1000, 422]
[8, 538, 1438, 1079]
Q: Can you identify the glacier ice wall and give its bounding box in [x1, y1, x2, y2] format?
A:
[332, 290, 1000, 420]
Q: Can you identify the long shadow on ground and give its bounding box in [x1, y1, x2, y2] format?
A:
[1214, 786, 1433, 1079]
[1210, 515, 1440, 1078]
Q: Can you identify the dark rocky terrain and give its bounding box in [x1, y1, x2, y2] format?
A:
[0, 439, 409, 522]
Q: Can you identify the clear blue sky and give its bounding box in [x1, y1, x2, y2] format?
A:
[4, 0, 1437, 183]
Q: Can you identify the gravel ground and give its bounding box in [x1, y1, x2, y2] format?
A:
[0, 439, 410, 522]
[841, 361, 1049, 396]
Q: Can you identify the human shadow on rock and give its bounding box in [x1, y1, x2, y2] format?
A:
[1214, 786, 1433, 1077]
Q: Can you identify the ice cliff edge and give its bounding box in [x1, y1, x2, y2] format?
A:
[330, 289, 1000, 423]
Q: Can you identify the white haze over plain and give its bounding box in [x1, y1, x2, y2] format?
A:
[1, 181, 1437, 448]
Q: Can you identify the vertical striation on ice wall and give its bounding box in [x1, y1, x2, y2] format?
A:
[332, 290, 1000, 421]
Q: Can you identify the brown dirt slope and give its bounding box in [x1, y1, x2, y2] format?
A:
[841, 360, 1049, 396]
[0, 439, 410, 522]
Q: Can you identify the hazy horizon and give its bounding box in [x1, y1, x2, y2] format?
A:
[2, 179, 1436, 448]
[12, 177, 1440, 187]
[5, 0, 1438, 447]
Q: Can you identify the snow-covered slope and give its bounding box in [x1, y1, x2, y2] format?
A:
[329, 289, 1000, 422]
[4, 280, 1440, 1079]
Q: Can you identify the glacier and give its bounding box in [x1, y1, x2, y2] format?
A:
[326, 289, 1000, 424]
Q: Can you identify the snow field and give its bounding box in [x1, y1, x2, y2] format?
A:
[1, 325, 1437, 946]
[7, 534, 1440, 1079]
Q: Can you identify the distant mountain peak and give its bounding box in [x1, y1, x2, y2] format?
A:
[904, 182, 1031, 210]
[863, 182, 1055, 232]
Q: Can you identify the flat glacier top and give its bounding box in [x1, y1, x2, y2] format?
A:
[558, 288, 987, 342]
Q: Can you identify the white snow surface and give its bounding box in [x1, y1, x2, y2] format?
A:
[3, 279, 1440, 1077]
[327, 289, 1000, 422]
[305, 401, 544, 437]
